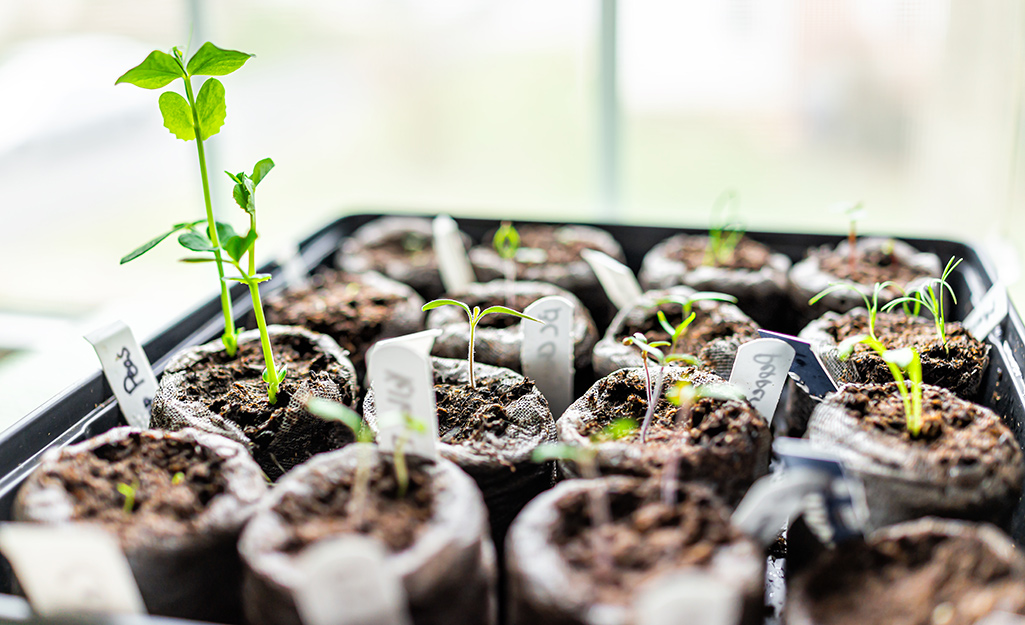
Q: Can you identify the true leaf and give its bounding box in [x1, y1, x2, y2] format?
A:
[195, 78, 226, 140]
[158, 92, 195, 140]
[120, 220, 202, 264]
[115, 50, 185, 89]
[178, 231, 214, 252]
[179, 257, 216, 263]
[251, 158, 274, 185]
[223, 230, 257, 263]
[213, 221, 238, 244]
[186, 42, 253, 77]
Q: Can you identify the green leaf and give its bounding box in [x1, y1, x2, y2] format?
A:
[158, 91, 195, 140]
[695, 382, 747, 403]
[493, 222, 520, 260]
[656, 311, 675, 336]
[837, 334, 869, 360]
[688, 291, 738, 304]
[213, 221, 238, 243]
[186, 42, 253, 77]
[179, 257, 216, 263]
[252, 273, 272, 283]
[195, 78, 226, 140]
[422, 299, 472, 317]
[306, 398, 364, 434]
[115, 50, 185, 89]
[479, 306, 543, 324]
[178, 231, 214, 252]
[120, 220, 202, 264]
[531, 442, 579, 463]
[223, 230, 257, 263]
[603, 417, 638, 440]
[882, 348, 916, 371]
[232, 183, 248, 211]
[251, 158, 275, 186]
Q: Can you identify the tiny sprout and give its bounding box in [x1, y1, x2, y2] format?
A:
[831, 200, 866, 272]
[838, 336, 923, 436]
[493, 222, 521, 304]
[171, 472, 186, 486]
[809, 281, 895, 341]
[654, 291, 737, 353]
[882, 257, 962, 348]
[705, 189, 745, 266]
[600, 417, 639, 442]
[394, 414, 428, 499]
[306, 397, 375, 521]
[422, 299, 542, 388]
[622, 334, 695, 444]
[116, 481, 139, 514]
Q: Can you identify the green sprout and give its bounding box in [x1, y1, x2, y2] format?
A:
[831, 200, 866, 273]
[653, 292, 738, 354]
[306, 398, 376, 521]
[116, 480, 139, 514]
[493, 222, 520, 283]
[882, 257, 963, 348]
[838, 336, 923, 436]
[704, 189, 745, 266]
[171, 471, 185, 486]
[809, 281, 895, 341]
[622, 334, 698, 444]
[421, 299, 542, 388]
[117, 42, 254, 357]
[393, 414, 428, 499]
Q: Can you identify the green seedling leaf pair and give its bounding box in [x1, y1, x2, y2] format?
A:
[831, 200, 867, 272]
[882, 257, 962, 347]
[838, 335, 924, 436]
[653, 292, 737, 354]
[422, 299, 542, 388]
[705, 189, 745, 266]
[118, 42, 254, 357]
[621, 333, 699, 444]
[809, 281, 895, 341]
[116, 480, 139, 514]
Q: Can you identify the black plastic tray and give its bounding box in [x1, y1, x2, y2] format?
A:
[0, 212, 1022, 623]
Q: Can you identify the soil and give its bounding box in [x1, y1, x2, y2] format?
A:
[435, 376, 537, 449]
[618, 300, 760, 358]
[551, 479, 742, 605]
[823, 310, 989, 399]
[362, 229, 436, 268]
[175, 332, 357, 479]
[29, 431, 227, 545]
[802, 531, 1025, 625]
[484, 225, 602, 268]
[263, 270, 406, 370]
[664, 235, 774, 271]
[817, 244, 931, 286]
[274, 456, 435, 554]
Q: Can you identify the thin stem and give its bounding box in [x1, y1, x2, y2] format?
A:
[348, 444, 372, 527]
[183, 75, 237, 356]
[639, 363, 665, 444]
[468, 312, 478, 388]
[248, 212, 257, 277]
[848, 223, 857, 274]
[394, 436, 409, 499]
[247, 278, 279, 405]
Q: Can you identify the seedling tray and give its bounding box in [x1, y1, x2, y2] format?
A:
[0, 212, 1022, 624]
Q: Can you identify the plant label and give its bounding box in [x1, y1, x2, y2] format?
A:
[728, 338, 795, 424]
[756, 329, 838, 398]
[580, 249, 643, 310]
[0, 524, 145, 617]
[978, 613, 1025, 625]
[85, 320, 158, 429]
[295, 536, 411, 625]
[634, 571, 742, 625]
[367, 329, 442, 460]
[965, 283, 1008, 341]
[432, 215, 476, 293]
[522, 296, 574, 418]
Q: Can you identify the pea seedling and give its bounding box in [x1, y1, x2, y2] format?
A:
[116, 480, 139, 514]
[838, 336, 923, 436]
[831, 201, 866, 273]
[493, 222, 520, 284]
[704, 189, 745, 266]
[809, 281, 895, 341]
[421, 299, 542, 387]
[653, 292, 738, 354]
[622, 334, 698, 444]
[882, 257, 963, 348]
[306, 398, 375, 523]
[117, 42, 254, 356]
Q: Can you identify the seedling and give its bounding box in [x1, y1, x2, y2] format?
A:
[421, 299, 542, 388]
[831, 201, 866, 273]
[171, 472, 185, 486]
[653, 291, 738, 354]
[117, 42, 254, 356]
[622, 334, 697, 444]
[493, 222, 520, 283]
[393, 414, 428, 499]
[838, 336, 923, 436]
[704, 189, 745, 266]
[116, 480, 139, 514]
[882, 257, 963, 348]
[809, 281, 895, 341]
[306, 398, 375, 522]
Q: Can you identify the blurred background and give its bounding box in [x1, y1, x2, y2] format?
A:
[1, 0, 1024, 429]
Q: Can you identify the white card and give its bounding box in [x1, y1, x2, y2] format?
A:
[432, 215, 475, 294]
[580, 249, 643, 310]
[367, 330, 442, 460]
[294, 536, 411, 625]
[728, 338, 796, 424]
[964, 283, 1008, 341]
[522, 296, 574, 418]
[634, 571, 742, 625]
[84, 320, 158, 429]
[0, 524, 145, 617]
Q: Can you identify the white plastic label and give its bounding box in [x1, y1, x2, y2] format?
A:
[522, 296, 574, 418]
[731, 469, 831, 548]
[85, 320, 157, 429]
[295, 536, 411, 625]
[367, 330, 441, 460]
[580, 249, 643, 310]
[728, 338, 796, 424]
[432, 215, 475, 294]
[634, 572, 742, 625]
[964, 283, 1008, 341]
[0, 524, 145, 617]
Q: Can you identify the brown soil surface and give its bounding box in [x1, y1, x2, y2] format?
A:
[664, 235, 774, 271]
[264, 270, 405, 370]
[484, 225, 605, 267]
[31, 432, 227, 543]
[552, 480, 742, 605]
[802, 531, 1025, 625]
[817, 244, 931, 286]
[275, 456, 435, 553]
[362, 230, 436, 268]
[823, 310, 989, 399]
[619, 300, 759, 358]
[436, 376, 536, 450]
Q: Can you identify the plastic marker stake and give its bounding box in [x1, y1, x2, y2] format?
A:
[367, 330, 442, 460]
[965, 283, 1008, 341]
[0, 524, 145, 617]
[634, 572, 742, 625]
[756, 329, 838, 398]
[85, 321, 158, 429]
[728, 338, 795, 424]
[432, 215, 475, 294]
[580, 249, 643, 310]
[295, 536, 411, 625]
[522, 296, 574, 418]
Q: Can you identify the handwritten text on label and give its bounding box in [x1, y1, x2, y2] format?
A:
[728, 338, 795, 423]
[367, 330, 441, 460]
[522, 296, 574, 418]
[85, 321, 157, 429]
